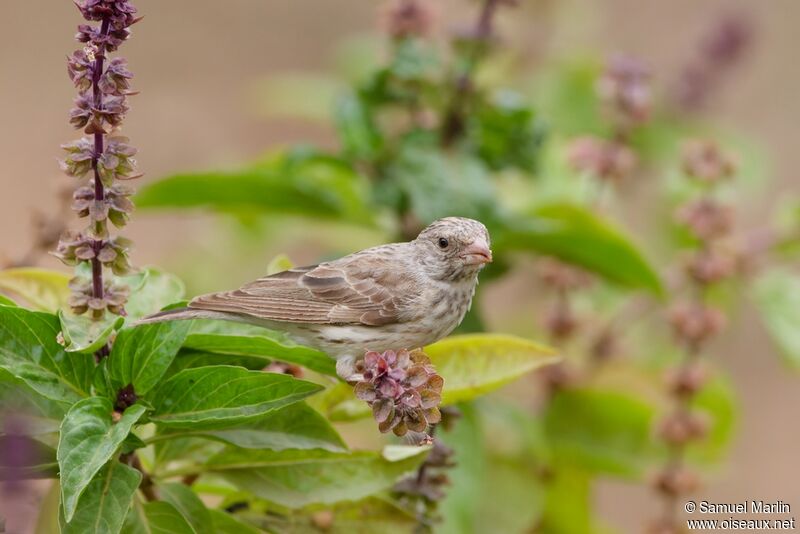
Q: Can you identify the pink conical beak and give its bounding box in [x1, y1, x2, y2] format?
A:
[461, 237, 493, 265]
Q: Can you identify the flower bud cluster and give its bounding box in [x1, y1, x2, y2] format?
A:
[54, 0, 140, 321]
[566, 136, 637, 183]
[597, 54, 652, 128]
[382, 0, 436, 39]
[354, 349, 443, 437]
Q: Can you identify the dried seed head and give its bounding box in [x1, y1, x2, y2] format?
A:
[536, 257, 592, 292]
[652, 466, 700, 496]
[590, 328, 619, 363]
[684, 247, 736, 285]
[669, 301, 726, 347]
[597, 54, 652, 127]
[666, 364, 708, 397]
[656, 411, 709, 445]
[540, 361, 580, 393]
[382, 0, 436, 39]
[682, 139, 736, 183]
[566, 136, 637, 183]
[354, 349, 443, 437]
[677, 198, 735, 242]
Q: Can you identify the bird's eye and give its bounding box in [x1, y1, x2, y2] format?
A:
[438, 237, 449, 249]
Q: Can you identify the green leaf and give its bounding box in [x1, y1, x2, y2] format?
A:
[0, 370, 69, 420]
[108, 321, 192, 395]
[386, 145, 498, 224]
[425, 334, 559, 405]
[58, 398, 147, 521]
[438, 402, 486, 534]
[0, 306, 93, 405]
[0, 268, 71, 312]
[58, 310, 124, 354]
[156, 402, 346, 452]
[494, 205, 663, 294]
[537, 468, 593, 534]
[543, 388, 656, 477]
[150, 365, 323, 429]
[0, 434, 57, 480]
[753, 268, 800, 368]
[168, 350, 269, 375]
[0, 294, 18, 306]
[184, 321, 336, 376]
[122, 500, 197, 534]
[261, 497, 418, 533]
[206, 446, 428, 509]
[334, 93, 383, 161]
[307, 381, 372, 422]
[122, 267, 186, 321]
[60, 461, 141, 534]
[58, 267, 185, 354]
[136, 151, 374, 225]
[159, 482, 213, 534]
[688, 375, 737, 464]
[471, 90, 544, 173]
[208, 510, 264, 534]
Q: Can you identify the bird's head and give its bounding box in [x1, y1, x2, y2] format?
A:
[413, 217, 492, 281]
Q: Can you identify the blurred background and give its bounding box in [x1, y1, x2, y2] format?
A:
[2, 1, 799, 532]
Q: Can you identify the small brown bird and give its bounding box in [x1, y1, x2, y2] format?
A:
[141, 217, 492, 377]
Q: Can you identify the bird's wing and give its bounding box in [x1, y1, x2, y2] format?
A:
[189, 253, 420, 326]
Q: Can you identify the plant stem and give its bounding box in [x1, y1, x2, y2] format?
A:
[441, 0, 501, 146]
[122, 452, 158, 502]
[90, 18, 111, 304]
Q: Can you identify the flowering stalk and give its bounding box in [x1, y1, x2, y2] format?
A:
[567, 55, 652, 207]
[650, 140, 739, 533]
[673, 13, 752, 112]
[54, 0, 141, 344]
[441, 0, 517, 146]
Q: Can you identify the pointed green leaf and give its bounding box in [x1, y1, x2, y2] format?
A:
[159, 483, 213, 534]
[0, 369, 69, 420]
[183, 321, 336, 376]
[150, 365, 323, 429]
[206, 446, 428, 508]
[0, 306, 93, 405]
[122, 500, 196, 534]
[307, 381, 371, 422]
[122, 267, 186, 321]
[58, 310, 125, 354]
[58, 398, 147, 521]
[208, 509, 263, 534]
[136, 151, 374, 225]
[753, 268, 800, 368]
[109, 321, 192, 395]
[60, 461, 141, 534]
[494, 205, 663, 294]
[155, 402, 346, 452]
[0, 294, 18, 306]
[425, 334, 560, 405]
[543, 389, 656, 476]
[0, 268, 71, 312]
[56, 267, 185, 354]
